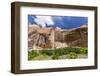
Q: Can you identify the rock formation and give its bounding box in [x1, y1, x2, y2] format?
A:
[28, 24, 88, 50]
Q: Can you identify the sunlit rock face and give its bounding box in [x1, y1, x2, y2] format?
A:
[64, 25, 88, 47]
[28, 24, 53, 50]
[28, 24, 88, 50]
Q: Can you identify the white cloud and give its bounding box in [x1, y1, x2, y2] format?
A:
[56, 27, 61, 30]
[34, 16, 54, 27]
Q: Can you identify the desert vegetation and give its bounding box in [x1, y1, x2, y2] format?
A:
[28, 47, 88, 60]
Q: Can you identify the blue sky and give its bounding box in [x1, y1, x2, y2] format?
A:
[28, 15, 88, 29]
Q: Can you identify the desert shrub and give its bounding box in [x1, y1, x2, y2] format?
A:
[56, 47, 80, 55]
[67, 47, 80, 54]
[40, 49, 53, 56]
[54, 48, 65, 56]
[67, 52, 78, 59]
[80, 48, 88, 54]
[51, 50, 60, 59]
[33, 54, 49, 60]
[51, 47, 81, 56]
[52, 53, 59, 60]
[28, 50, 39, 60]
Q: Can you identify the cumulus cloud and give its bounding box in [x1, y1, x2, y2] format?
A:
[34, 16, 54, 28]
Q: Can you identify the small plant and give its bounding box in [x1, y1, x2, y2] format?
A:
[40, 49, 53, 56]
[80, 48, 88, 54]
[33, 54, 49, 60]
[67, 52, 78, 59]
[52, 52, 59, 59]
[28, 50, 38, 60]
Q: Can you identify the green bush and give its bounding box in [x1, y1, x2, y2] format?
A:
[28, 50, 38, 60]
[33, 54, 49, 60]
[40, 49, 53, 56]
[54, 47, 80, 55]
[66, 47, 80, 54]
[40, 47, 81, 57]
[52, 52, 59, 59]
[54, 48, 65, 56]
[80, 48, 88, 54]
[67, 52, 78, 59]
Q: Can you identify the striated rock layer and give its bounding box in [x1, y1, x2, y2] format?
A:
[28, 24, 88, 50]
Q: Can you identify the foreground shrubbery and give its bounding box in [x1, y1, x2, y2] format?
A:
[67, 52, 78, 59]
[80, 48, 88, 54]
[28, 47, 88, 60]
[28, 51, 39, 60]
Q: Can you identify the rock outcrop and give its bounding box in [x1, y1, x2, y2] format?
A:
[28, 24, 88, 50]
[64, 25, 88, 47]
